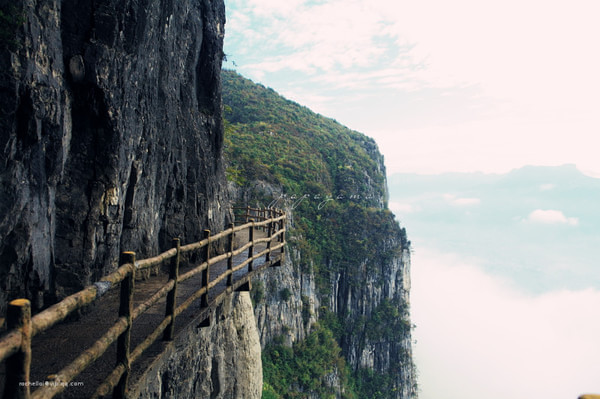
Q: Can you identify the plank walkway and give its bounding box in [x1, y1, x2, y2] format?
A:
[1, 228, 279, 398]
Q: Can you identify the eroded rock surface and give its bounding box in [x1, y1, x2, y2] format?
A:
[0, 0, 229, 313]
[130, 292, 262, 399]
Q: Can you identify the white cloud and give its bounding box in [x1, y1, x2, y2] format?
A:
[389, 201, 418, 214]
[411, 247, 600, 399]
[540, 183, 556, 191]
[579, 168, 600, 179]
[527, 209, 579, 226]
[443, 193, 481, 206]
[380, 0, 600, 110]
[228, 0, 400, 76]
[230, 0, 600, 104]
[452, 197, 481, 206]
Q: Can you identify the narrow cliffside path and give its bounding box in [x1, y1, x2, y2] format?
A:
[11, 229, 272, 398]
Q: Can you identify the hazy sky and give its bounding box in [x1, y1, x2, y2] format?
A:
[223, 0, 600, 177]
[387, 168, 600, 399]
[223, 2, 600, 398]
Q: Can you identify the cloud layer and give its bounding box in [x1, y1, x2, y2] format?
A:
[411, 248, 600, 399]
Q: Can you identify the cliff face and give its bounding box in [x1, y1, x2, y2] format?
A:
[223, 70, 417, 398]
[252, 174, 416, 399]
[0, 0, 229, 313]
[331, 225, 415, 398]
[253, 251, 317, 346]
[131, 292, 262, 399]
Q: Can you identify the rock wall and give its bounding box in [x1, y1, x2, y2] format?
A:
[253, 245, 319, 347]
[243, 169, 417, 398]
[333, 238, 416, 398]
[130, 292, 263, 399]
[0, 0, 229, 314]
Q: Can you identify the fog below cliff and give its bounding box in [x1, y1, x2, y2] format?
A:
[388, 164, 600, 399]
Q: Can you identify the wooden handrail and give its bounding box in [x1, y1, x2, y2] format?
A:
[28, 261, 134, 339]
[232, 206, 283, 224]
[0, 207, 285, 399]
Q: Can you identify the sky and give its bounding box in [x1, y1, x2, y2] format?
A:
[223, 0, 600, 177]
[222, 1, 600, 398]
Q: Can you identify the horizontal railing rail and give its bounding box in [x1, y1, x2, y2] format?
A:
[0, 207, 285, 399]
[233, 206, 281, 231]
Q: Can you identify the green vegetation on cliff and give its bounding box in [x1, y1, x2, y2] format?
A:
[222, 69, 385, 200]
[262, 324, 354, 399]
[222, 70, 407, 273]
[222, 70, 414, 399]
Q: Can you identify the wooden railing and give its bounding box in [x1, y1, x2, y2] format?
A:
[233, 206, 279, 227]
[0, 207, 285, 399]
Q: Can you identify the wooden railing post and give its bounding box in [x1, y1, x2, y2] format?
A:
[114, 251, 135, 399]
[227, 223, 234, 286]
[266, 209, 273, 262]
[163, 238, 180, 341]
[279, 210, 286, 258]
[3, 299, 32, 399]
[264, 208, 268, 231]
[245, 205, 250, 223]
[248, 219, 254, 272]
[201, 230, 211, 307]
[276, 209, 281, 244]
